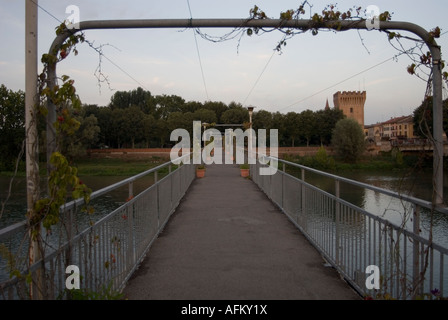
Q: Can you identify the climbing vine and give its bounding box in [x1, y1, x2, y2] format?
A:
[34, 23, 92, 233]
[239, 2, 445, 300]
[3, 3, 445, 300]
[7, 23, 95, 299]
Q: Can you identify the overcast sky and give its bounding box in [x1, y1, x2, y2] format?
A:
[1, 0, 448, 125]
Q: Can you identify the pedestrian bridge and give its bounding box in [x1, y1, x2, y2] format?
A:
[1, 153, 448, 300]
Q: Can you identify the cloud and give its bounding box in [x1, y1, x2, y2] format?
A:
[365, 77, 398, 87]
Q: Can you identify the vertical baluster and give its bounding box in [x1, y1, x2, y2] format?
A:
[335, 179, 340, 266]
[440, 253, 444, 296]
[412, 204, 420, 298]
[402, 233, 407, 300]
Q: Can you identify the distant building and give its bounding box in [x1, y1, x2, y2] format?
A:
[380, 115, 415, 139]
[365, 115, 416, 142]
[364, 123, 382, 142]
[333, 91, 366, 129]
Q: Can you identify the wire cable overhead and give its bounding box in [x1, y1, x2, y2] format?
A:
[187, 0, 210, 101]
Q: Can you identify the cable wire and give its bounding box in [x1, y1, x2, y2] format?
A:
[242, 49, 277, 106]
[187, 0, 210, 101]
[30, 0, 149, 92]
[278, 56, 397, 112]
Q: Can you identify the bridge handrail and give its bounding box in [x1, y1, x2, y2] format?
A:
[0, 152, 195, 299]
[60, 152, 191, 212]
[250, 152, 448, 299]
[0, 152, 191, 238]
[260, 154, 448, 215]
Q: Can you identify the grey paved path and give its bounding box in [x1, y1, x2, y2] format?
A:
[122, 163, 360, 300]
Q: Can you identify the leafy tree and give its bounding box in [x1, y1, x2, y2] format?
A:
[0, 85, 25, 170]
[184, 101, 203, 113]
[109, 108, 128, 148]
[413, 96, 448, 138]
[167, 111, 194, 134]
[203, 101, 229, 123]
[220, 107, 249, 125]
[271, 112, 287, 147]
[154, 118, 170, 147]
[331, 118, 366, 163]
[142, 114, 156, 148]
[109, 87, 154, 114]
[253, 110, 273, 130]
[89, 105, 114, 148]
[193, 108, 217, 124]
[297, 109, 316, 147]
[284, 112, 301, 147]
[154, 94, 186, 120]
[61, 110, 100, 160]
[125, 106, 146, 148]
[314, 145, 335, 170]
[109, 90, 131, 109]
[315, 108, 345, 145]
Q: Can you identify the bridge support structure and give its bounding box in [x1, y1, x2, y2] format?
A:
[42, 17, 444, 204]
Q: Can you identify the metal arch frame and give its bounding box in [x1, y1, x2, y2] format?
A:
[44, 18, 444, 204]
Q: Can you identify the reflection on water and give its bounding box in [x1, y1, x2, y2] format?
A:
[282, 166, 448, 250]
[2, 169, 448, 247]
[0, 174, 157, 283]
[0, 175, 155, 230]
[321, 169, 448, 249]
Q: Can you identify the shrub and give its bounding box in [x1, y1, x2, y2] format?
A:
[331, 118, 366, 163]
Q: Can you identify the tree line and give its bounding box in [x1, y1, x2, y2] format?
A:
[83, 87, 345, 150]
[2, 84, 447, 170]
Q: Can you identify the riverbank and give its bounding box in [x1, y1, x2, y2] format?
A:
[0, 157, 169, 177]
[0, 147, 437, 178]
[282, 149, 434, 174]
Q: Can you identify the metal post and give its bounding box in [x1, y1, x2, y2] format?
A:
[431, 52, 444, 205]
[335, 179, 341, 265]
[45, 18, 445, 204]
[247, 106, 255, 164]
[412, 204, 421, 298]
[25, 0, 42, 299]
[128, 181, 134, 200]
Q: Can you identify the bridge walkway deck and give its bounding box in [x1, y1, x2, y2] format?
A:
[122, 163, 360, 300]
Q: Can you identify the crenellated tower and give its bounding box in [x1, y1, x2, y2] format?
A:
[333, 91, 366, 128]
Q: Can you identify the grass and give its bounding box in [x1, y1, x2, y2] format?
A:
[0, 157, 172, 177]
[74, 157, 169, 176]
[281, 151, 433, 174]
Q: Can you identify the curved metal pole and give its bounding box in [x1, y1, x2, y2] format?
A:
[46, 18, 444, 204]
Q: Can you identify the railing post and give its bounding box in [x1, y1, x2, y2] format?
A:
[412, 204, 421, 298]
[335, 179, 341, 266]
[281, 162, 285, 210]
[127, 199, 135, 277]
[300, 168, 306, 229]
[128, 181, 134, 200]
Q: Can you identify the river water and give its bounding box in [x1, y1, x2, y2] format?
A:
[1, 167, 448, 295]
[2, 168, 447, 242]
[293, 168, 448, 247]
[0, 173, 161, 234]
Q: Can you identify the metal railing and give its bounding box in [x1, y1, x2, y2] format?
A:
[251, 156, 448, 300]
[0, 155, 195, 300]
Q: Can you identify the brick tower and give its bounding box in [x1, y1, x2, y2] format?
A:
[333, 91, 366, 128]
